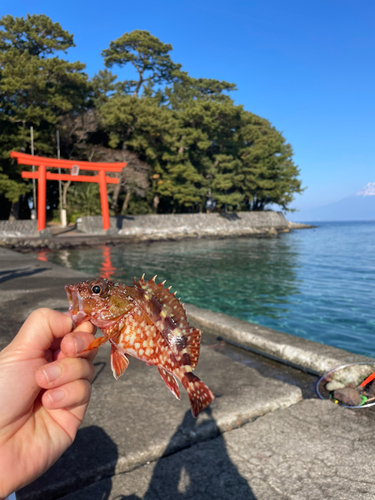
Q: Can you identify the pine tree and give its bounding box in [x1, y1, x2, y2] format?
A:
[0, 14, 89, 219]
[102, 30, 181, 97]
[238, 111, 304, 211]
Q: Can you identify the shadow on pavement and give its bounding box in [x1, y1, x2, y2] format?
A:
[116, 408, 255, 500]
[0, 267, 48, 284]
[19, 405, 254, 499]
[18, 426, 118, 500]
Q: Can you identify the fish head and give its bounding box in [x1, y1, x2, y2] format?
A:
[65, 278, 134, 329]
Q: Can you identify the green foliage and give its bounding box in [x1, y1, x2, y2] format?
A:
[125, 194, 152, 215]
[165, 72, 237, 109]
[91, 69, 118, 107]
[0, 174, 31, 203]
[0, 18, 304, 219]
[0, 14, 89, 216]
[100, 81, 303, 213]
[102, 30, 181, 97]
[0, 14, 74, 55]
[66, 183, 102, 221]
[237, 111, 303, 211]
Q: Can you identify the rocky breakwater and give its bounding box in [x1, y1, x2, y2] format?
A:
[0, 211, 312, 251]
[79, 211, 309, 241]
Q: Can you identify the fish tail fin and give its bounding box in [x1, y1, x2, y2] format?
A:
[181, 372, 215, 418]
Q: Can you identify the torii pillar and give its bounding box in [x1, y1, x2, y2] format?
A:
[11, 152, 126, 232]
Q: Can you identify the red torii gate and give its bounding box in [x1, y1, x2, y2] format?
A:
[11, 152, 126, 232]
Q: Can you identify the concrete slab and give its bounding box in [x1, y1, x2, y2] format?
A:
[0, 247, 88, 349]
[2, 246, 373, 500]
[185, 303, 375, 375]
[60, 399, 375, 500]
[18, 343, 302, 500]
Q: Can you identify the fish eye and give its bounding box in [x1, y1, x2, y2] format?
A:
[91, 284, 103, 295]
[89, 279, 108, 296]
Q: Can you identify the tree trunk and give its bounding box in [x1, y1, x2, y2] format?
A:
[178, 135, 186, 155]
[133, 73, 144, 97]
[8, 200, 20, 221]
[153, 195, 159, 214]
[62, 180, 71, 208]
[120, 189, 131, 215]
[111, 173, 122, 213]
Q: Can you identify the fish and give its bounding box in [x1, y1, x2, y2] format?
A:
[65, 275, 215, 417]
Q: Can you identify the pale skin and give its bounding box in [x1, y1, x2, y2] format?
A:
[0, 308, 98, 499]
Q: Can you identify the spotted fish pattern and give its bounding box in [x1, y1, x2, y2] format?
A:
[65, 276, 215, 417]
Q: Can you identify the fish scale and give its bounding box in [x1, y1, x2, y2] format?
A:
[129, 275, 201, 370]
[65, 276, 215, 417]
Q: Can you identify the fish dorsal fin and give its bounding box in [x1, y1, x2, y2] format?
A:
[132, 275, 201, 370]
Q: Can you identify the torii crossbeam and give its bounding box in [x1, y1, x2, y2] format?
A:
[11, 152, 126, 232]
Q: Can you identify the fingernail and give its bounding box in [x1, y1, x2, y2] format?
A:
[42, 364, 62, 383]
[48, 389, 65, 403]
[74, 336, 85, 354]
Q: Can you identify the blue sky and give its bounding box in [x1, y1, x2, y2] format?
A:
[3, 0, 375, 210]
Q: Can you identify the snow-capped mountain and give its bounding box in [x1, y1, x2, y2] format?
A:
[289, 183, 375, 222]
[356, 183, 375, 196]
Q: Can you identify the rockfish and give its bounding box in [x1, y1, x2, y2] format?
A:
[65, 276, 215, 417]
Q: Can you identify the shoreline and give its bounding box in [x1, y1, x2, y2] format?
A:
[0, 211, 314, 252]
[0, 246, 367, 372]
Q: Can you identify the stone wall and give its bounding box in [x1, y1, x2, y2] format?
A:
[77, 211, 289, 239]
[0, 220, 38, 237]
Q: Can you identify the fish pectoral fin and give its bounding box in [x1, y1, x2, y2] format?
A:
[83, 335, 108, 352]
[111, 344, 129, 380]
[158, 367, 180, 400]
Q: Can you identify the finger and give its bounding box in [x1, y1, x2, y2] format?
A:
[52, 322, 95, 359]
[42, 379, 92, 410]
[60, 331, 98, 361]
[36, 356, 95, 389]
[46, 337, 63, 361]
[14, 308, 73, 354]
[54, 321, 97, 361]
[73, 320, 96, 336]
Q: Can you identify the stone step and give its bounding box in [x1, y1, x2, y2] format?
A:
[19, 343, 302, 500]
[60, 399, 375, 500]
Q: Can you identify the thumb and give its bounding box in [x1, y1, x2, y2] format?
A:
[13, 308, 73, 355]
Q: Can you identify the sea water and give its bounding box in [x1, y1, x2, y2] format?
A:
[48, 221, 375, 357]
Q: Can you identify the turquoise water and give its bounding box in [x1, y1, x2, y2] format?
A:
[47, 221, 375, 357]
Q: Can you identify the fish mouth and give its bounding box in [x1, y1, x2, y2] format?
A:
[65, 284, 89, 328]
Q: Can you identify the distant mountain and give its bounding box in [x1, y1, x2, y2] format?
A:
[289, 183, 375, 222]
[356, 182, 375, 196]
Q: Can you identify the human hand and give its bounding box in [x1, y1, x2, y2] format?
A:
[0, 308, 98, 498]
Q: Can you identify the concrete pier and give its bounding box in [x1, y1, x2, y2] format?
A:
[1, 247, 374, 500]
